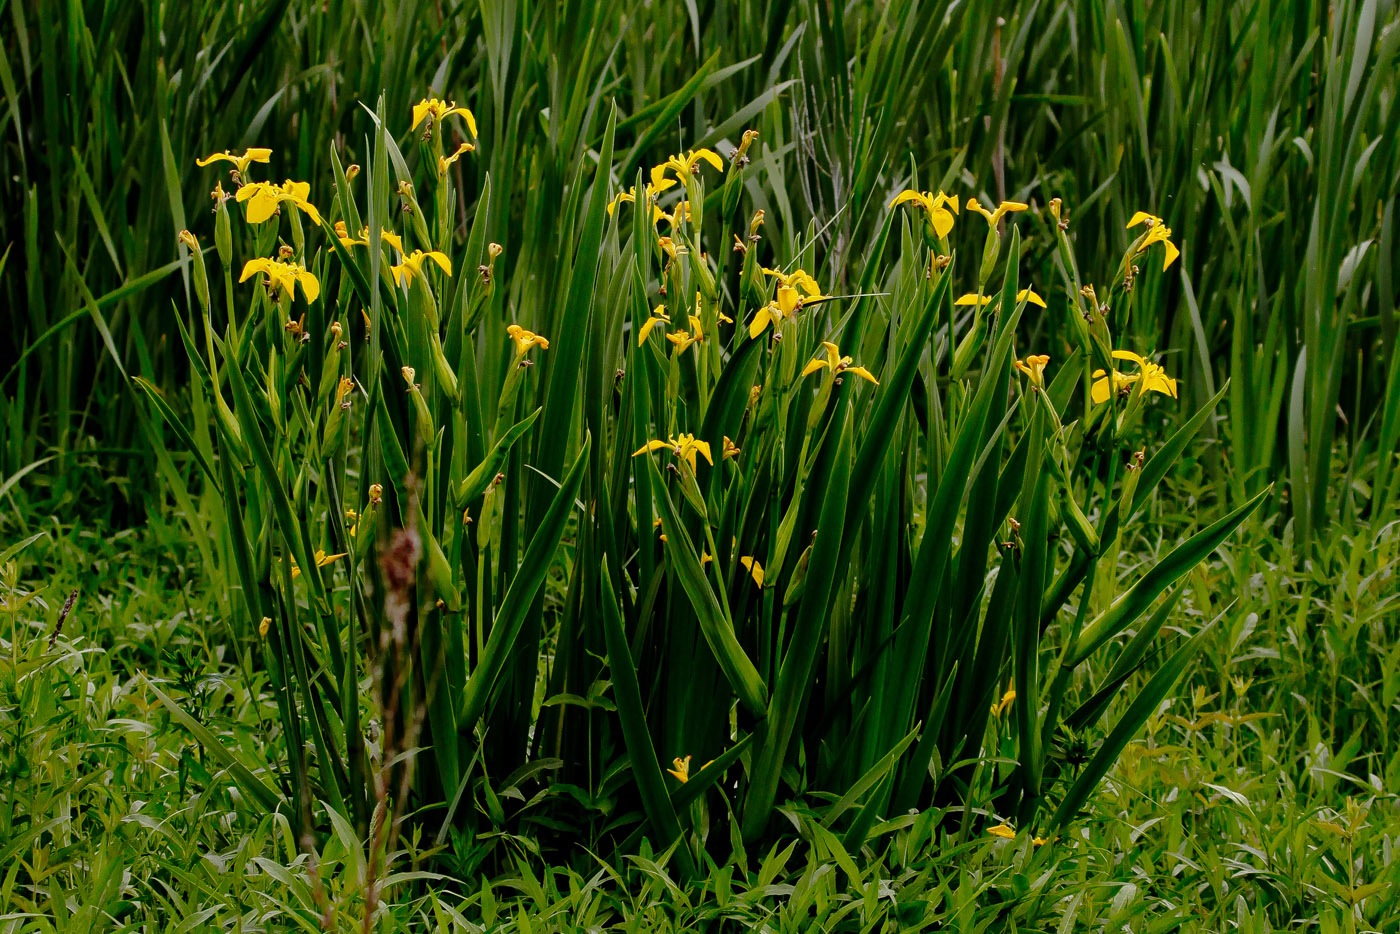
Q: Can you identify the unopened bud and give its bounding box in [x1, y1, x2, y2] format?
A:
[978, 227, 1000, 285]
[735, 129, 759, 162]
[213, 186, 233, 265]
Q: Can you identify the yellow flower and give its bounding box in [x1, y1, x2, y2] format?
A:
[721, 436, 740, 459]
[438, 141, 476, 176]
[739, 556, 764, 587]
[762, 267, 826, 300]
[1091, 350, 1178, 405]
[801, 341, 878, 385]
[633, 433, 713, 474]
[258, 616, 271, 637]
[755, 267, 828, 322]
[663, 149, 724, 177]
[337, 226, 406, 257]
[667, 755, 692, 782]
[956, 288, 1045, 308]
[235, 179, 322, 225]
[652, 201, 693, 228]
[334, 376, 355, 406]
[288, 549, 347, 580]
[391, 249, 452, 286]
[666, 315, 705, 354]
[195, 148, 272, 175]
[987, 823, 1046, 845]
[1013, 355, 1050, 388]
[240, 258, 321, 303]
[506, 324, 549, 356]
[748, 301, 794, 339]
[608, 165, 678, 216]
[637, 305, 671, 346]
[607, 191, 634, 216]
[1017, 288, 1047, 308]
[334, 221, 367, 248]
[657, 236, 685, 259]
[1126, 211, 1180, 271]
[966, 197, 1029, 227]
[411, 97, 478, 137]
[991, 688, 1017, 717]
[890, 189, 960, 238]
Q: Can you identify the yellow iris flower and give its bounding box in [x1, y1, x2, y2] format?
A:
[1126, 211, 1180, 271]
[801, 341, 878, 385]
[763, 267, 829, 319]
[652, 201, 692, 228]
[1090, 350, 1178, 404]
[336, 226, 407, 258]
[438, 142, 475, 176]
[666, 315, 705, 354]
[1018, 288, 1048, 308]
[287, 548, 346, 580]
[637, 305, 671, 345]
[988, 823, 1049, 846]
[663, 148, 724, 177]
[607, 165, 677, 216]
[236, 179, 322, 225]
[721, 436, 740, 459]
[761, 266, 821, 293]
[334, 221, 367, 248]
[506, 324, 549, 357]
[748, 300, 792, 339]
[667, 755, 691, 782]
[954, 288, 1046, 308]
[240, 258, 321, 303]
[890, 189, 960, 238]
[391, 249, 452, 286]
[991, 688, 1017, 717]
[1013, 355, 1050, 388]
[966, 197, 1029, 226]
[411, 97, 478, 137]
[633, 433, 713, 474]
[738, 556, 764, 587]
[195, 147, 272, 175]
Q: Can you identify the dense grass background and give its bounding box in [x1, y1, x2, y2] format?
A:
[1, 0, 1398, 930]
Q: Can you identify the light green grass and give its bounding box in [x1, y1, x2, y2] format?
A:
[1, 470, 1395, 931]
